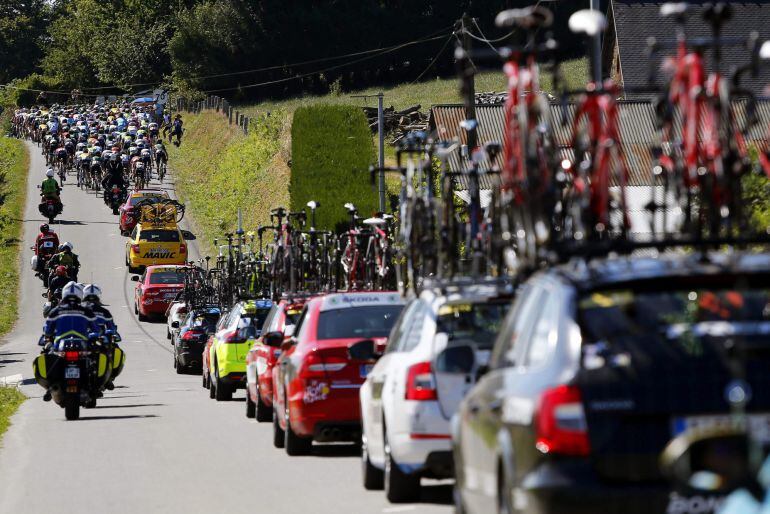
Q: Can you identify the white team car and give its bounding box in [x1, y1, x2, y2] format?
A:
[166, 300, 188, 341]
[358, 280, 512, 503]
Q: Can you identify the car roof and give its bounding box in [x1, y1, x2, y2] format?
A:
[146, 264, 187, 273]
[136, 223, 180, 231]
[314, 291, 404, 312]
[547, 251, 770, 292]
[417, 279, 514, 310]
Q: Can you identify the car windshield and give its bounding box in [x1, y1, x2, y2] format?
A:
[140, 230, 179, 242]
[317, 305, 403, 340]
[436, 301, 509, 349]
[129, 195, 165, 206]
[148, 270, 185, 285]
[579, 286, 770, 360]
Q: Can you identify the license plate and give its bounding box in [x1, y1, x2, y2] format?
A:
[164, 293, 177, 299]
[65, 367, 80, 379]
[360, 364, 373, 378]
[673, 413, 770, 444]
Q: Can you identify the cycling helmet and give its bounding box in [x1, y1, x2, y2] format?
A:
[136, 162, 145, 170]
[61, 281, 84, 301]
[46, 168, 54, 178]
[111, 153, 119, 162]
[83, 284, 102, 302]
[40, 223, 49, 233]
[62, 241, 73, 252]
[55, 265, 67, 277]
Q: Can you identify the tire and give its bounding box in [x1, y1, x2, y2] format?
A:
[362, 435, 385, 490]
[138, 311, 148, 322]
[214, 374, 232, 401]
[385, 431, 420, 503]
[202, 370, 208, 388]
[245, 392, 256, 418]
[273, 407, 285, 448]
[64, 397, 80, 420]
[84, 397, 97, 409]
[175, 358, 185, 375]
[255, 388, 272, 422]
[166, 328, 171, 340]
[208, 371, 216, 399]
[284, 412, 312, 456]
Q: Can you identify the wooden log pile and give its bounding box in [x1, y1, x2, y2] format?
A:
[361, 104, 429, 144]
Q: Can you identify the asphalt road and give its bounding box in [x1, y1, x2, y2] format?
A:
[0, 141, 452, 514]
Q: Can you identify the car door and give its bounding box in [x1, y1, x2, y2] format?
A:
[362, 299, 420, 466]
[274, 305, 309, 421]
[458, 282, 545, 513]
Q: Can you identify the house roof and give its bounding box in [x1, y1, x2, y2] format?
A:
[609, 0, 770, 96]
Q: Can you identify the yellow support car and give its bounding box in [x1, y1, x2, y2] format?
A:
[125, 222, 187, 274]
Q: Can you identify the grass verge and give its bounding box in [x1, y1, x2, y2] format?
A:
[0, 137, 28, 336]
[0, 387, 25, 441]
[166, 111, 291, 255]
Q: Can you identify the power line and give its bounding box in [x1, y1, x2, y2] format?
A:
[410, 34, 455, 85]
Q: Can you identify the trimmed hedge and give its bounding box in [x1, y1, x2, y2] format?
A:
[290, 105, 376, 232]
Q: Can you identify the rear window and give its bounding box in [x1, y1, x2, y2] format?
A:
[129, 195, 165, 206]
[317, 305, 403, 340]
[140, 230, 180, 242]
[239, 309, 271, 330]
[579, 287, 770, 359]
[148, 270, 185, 285]
[191, 314, 219, 331]
[437, 301, 509, 349]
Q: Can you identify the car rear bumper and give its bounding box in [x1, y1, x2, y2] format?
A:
[139, 300, 174, 315]
[515, 461, 676, 514]
[312, 421, 361, 442]
[219, 372, 246, 389]
[290, 386, 362, 438]
[390, 431, 452, 477]
[177, 347, 203, 368]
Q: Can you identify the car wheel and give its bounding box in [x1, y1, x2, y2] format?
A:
[175, 358, 185, 375]
[362, 434, 384, 490]
[166, 328, 171, 340]
[255, 387, 272, 423]
[208, 373, 216, 399]
[272, 406, 285, 448]
[245, 391, 256, 418]
[454, 484, 467, 514]
[202, 369, 208, 388]
[384, 430, 420, 503]
[284, 409, 312, 456]
[497, 461, 514, 514]
[214, 372, 232, 401]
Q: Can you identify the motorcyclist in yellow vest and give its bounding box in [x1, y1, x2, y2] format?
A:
[47, 242, 80, 281]
[41, 168, 61, 203]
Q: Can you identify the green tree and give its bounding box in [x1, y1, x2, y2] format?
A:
[0, 0, 49, 84]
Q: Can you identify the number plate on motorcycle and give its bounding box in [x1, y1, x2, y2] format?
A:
[672, 413, 770, 444]
[65, 367, 80, 379]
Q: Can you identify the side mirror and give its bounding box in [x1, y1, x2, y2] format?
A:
[263, 331, 284, 348]
[348, 339, 378, 361]
[435, 344, 475, 375]
[171, 321, 180, 329]
[181, 230, 196, 240]
[660, 427, 760, 495]
[130, 275, 139, 281]
[280, 338, 295, 353]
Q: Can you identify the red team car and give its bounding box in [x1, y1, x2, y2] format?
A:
[245, 298, 307, 421]
[271, 292, 404, 455]
[119, 189, 170, 235]
[132, 265, 187, 321]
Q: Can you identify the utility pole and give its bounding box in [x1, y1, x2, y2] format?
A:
[351, 92, 386, 212]
[590, 0, 602, 83]
[460, 13, 477, 151]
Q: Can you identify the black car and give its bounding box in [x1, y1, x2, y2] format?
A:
[172, 307, 221, 374]
[452, 252, 770, 514]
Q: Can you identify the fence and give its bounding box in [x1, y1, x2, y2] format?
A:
[175, 96, 256, 135]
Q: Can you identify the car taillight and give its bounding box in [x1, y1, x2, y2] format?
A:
[405, 362, 437, 401]
[180, 244, 187, 254]
[535, 385, 590, 457]
[131, 244, 140, 253]
[182, 330, 203, 341]
[299, 352, 346, 378]
[64, 351, 79, 362]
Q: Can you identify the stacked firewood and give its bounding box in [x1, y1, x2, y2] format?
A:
[361, 105, 429, 143]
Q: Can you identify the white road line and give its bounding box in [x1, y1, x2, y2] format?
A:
[383, 507, 416, 513]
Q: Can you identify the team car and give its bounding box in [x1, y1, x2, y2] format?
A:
[359, 281, 511, 502]
[172, 307, 220, 374]
[272, 292, 405, 456]
[125, 222, 187, 274]
[119, 189, 169, 235]
[132, 265, 188, 321]
[203, 300, 272, 401]
[245, 298, 307, 422]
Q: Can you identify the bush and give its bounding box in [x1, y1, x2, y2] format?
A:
[291, 105, 376, 232]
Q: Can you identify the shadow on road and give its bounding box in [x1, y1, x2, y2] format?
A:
[93, 403, 166, 409]
[78, 414, 159, 421]
[419, 483, 453, 506]
[311, 443, 360, 458]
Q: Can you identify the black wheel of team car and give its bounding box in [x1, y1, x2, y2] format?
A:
[208, 370, 216, 399]
[175, 356, 186, 375]
[272, 406, 285, 448]
[64, 397, 80, 421]
[384, 429, 420, 503]
[245, 391, 256, 418]
[361, 435, 384, 490]
[201, 370, 207, 388]
[255, 386, 272, 423]
[213, 365, 232, 401]
[284, 408, 312, 456]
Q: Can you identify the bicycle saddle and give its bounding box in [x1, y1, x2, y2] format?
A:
[362, 217, 387, 226]
[306, 200, 318, 209]
[495, 6, 553, 29]
[660, 2, 689, 18]
[344, 202, 357, 213]
[568, 9, 607, 37]
[702, 3, 732, 27]
[760, 40, 770, 60]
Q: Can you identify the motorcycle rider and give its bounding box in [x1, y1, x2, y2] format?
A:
[47, 242, 80, 281]
[33, 223, 59, 276]
[82, 284, 124, 389]
[39, 281, 99, 402]
[40, 168, 62, 210]
[102, 153, 126, 205]
[46, 265, 69, 306]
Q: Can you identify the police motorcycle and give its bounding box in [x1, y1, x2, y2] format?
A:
[33, 332, 112, 421]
